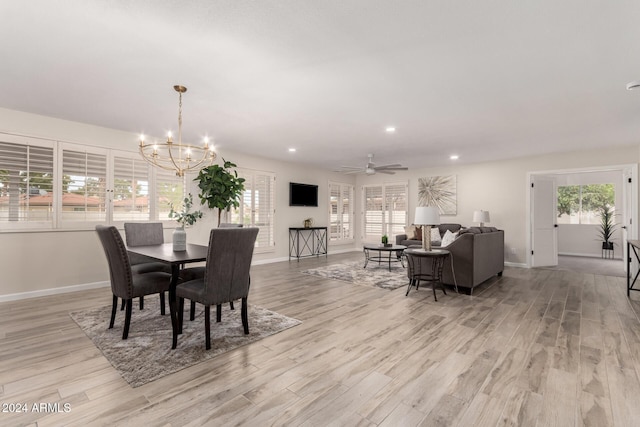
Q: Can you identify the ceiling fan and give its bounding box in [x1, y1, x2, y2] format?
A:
[338, 153, 408, 175]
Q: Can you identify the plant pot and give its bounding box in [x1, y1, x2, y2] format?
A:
[602, 241, 614, 251]
[173, 227, 187, 251]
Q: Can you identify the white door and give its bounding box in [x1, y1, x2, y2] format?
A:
[531, 175, 558, 267]
[623, 167, 635, 274]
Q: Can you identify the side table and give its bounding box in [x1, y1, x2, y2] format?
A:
[405, 248, 453, 301]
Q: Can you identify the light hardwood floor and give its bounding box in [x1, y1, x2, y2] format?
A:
[2, 251, 640, 426]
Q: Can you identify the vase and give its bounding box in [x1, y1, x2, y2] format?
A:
[173, 227, 187, 251]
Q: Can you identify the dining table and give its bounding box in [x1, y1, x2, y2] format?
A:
[126, 242, 208, 349]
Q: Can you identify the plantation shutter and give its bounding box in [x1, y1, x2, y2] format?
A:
[61, 146, 107, 224]
[363, 185, 383, 241]
[252, 172, 275, 249]
[154, 168, 185, 221]
[113, 156, 150, 222]
[328, 181, 354, 241]
[385, 182, 408, 237]
[0, 139, 54, 226]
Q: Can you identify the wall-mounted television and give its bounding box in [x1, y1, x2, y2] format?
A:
[289, 182, 318, 207]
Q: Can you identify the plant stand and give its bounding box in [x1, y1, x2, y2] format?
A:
[602, 242, 614, 259]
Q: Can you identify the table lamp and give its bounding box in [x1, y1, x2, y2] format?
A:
[473, 210, 490, 227]
[415, 206, 440, 251]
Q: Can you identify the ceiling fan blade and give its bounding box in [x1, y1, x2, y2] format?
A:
[376, 166, 408, 171]
[343, 170, 364, 174]
[373, 163, 402, 169]
[376, 170, 396, 175]
[339, 166, 363, 170]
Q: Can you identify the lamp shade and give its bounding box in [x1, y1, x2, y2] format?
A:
[473, 210, 490, 223]
[415, 206, 440, 225]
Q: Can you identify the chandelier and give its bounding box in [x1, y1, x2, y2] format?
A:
[139, 85, 217, 177]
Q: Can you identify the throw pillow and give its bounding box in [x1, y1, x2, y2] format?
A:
[441, 229, 458, 247]
[430, 227, 442, 243]
[404, 225, 417, 240]
[414, 226, 423, 241]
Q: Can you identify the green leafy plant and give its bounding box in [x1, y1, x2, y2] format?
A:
[168, 193, 203, 228]
[195, 159, 245, 226]
[597, 204, 617, 246]
[381, 234, 388, 244]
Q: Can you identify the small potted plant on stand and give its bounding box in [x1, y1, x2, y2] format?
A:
[597, 204, 616, 258]
[168, 193, 203, 251]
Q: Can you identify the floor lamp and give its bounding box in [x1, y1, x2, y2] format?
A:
[415, 206, 441, 251]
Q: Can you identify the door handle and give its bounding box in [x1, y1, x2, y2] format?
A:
[554, 224, 558, 228]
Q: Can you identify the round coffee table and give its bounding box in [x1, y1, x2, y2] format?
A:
[362, 244, 407, 271]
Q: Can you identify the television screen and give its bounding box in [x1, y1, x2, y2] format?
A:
[289, 182, 318, 207]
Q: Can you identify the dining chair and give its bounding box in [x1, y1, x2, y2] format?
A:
[124, 222, 171, 314]
[179, 222, 246, 319]
[95, 225, 172, 339]
[176, 227, 259, 349]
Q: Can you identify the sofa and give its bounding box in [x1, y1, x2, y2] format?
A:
[396, 226, 504, 294]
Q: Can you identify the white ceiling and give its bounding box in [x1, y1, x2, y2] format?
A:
[2, 1, 640, 171]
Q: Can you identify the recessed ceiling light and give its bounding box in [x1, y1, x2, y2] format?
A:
[288, 148, 296, 152]
[450, 155, 459, 160]
[627, 81, 640, 90]
[385, 126, 396, 133]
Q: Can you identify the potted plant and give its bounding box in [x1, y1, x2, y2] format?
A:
[597, 204, 617, 252]
[195, 159, 246, 226]
[168, 193, 203, 251]
[381, 234, 391, 247]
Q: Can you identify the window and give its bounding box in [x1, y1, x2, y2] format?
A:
[60, 143, 108, 227]
[557, 184, 615, 225]
[113, 155, 150, 222]
[362, 182, 408, 242]
[0, 136, 55, 229]
[229, 169, 275, 252]
[0, 132, 193, 231]
[328, 181, 354, 242]
[154, 169, 186, 222]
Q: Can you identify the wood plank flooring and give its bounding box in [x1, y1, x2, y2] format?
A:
[2, 252, 640, 426]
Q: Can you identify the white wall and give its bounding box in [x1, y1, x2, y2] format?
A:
[1, 106, 639, 298]
[0, 108, 355, 298]
[353, 146, 640, 266]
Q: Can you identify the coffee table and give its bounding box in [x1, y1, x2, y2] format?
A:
[363, 244, 407, 271]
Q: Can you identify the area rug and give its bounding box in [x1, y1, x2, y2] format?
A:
[69, 298, 301, 387]
[301, 260, 408, 290]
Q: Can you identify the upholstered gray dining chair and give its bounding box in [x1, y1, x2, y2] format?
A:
[179, 223, 246, 319]
[95, 225, 172, 339]
[219, 223, 244, 228]
[176, 227, 259, 349]
[124, 222, 171, 314]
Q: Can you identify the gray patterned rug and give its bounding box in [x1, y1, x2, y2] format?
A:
[301, 260, 408, 290]
[70, 298, 301, 387]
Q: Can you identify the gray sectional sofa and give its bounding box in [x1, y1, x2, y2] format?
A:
[396, 225, 504, 294]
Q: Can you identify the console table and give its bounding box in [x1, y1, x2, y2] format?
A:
[289, 227, 328, 261]
[627, 240, 640, 296]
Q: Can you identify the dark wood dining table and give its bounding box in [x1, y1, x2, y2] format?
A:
[126, 242, 208, 349]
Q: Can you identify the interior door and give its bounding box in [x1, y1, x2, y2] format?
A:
[531, 175, 558, 267]
[623, 167, 634, 274]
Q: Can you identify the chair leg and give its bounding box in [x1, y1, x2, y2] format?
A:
[190, 300, 196, 321]
[216, 304, 222, 323]
[123, 299, 133, 339]
[205, 305, 211, 350]
[230, 301, 235, 310]
[160, 292, 166, 315]
[178, 297, 185, 333]
[139, 296, 144, 310]
[241, 297, 249, 335]
[121, 298, 125, 311]
[109, 295, 118, 329]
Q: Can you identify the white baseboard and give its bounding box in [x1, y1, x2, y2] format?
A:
[0, 280, 110, 303]
[505, 261, 527, 268]
[559, 252, 622, 260]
